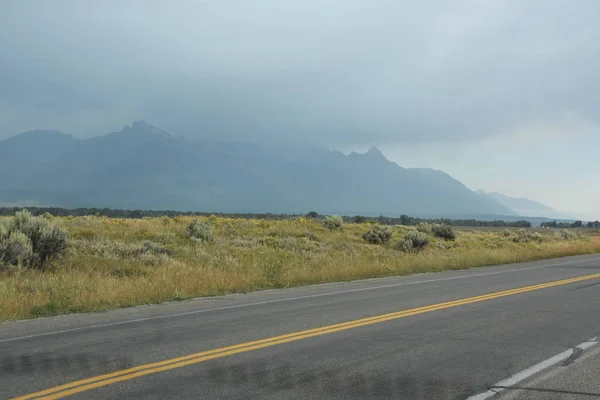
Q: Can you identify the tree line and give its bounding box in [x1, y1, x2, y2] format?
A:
[541, 220, 600, 229]
[340, 214, 532, 227]
[0, 207, 299, 220]
[0, 207, 539, 227]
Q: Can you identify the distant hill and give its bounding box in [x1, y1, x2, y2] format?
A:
[0, 121, 518, 217]
[476, 190, 556, 218]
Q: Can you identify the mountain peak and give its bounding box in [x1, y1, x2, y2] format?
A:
[364, 146, 386, 159]
[99, 121, 173, 143]
[126, 121, 171, 137]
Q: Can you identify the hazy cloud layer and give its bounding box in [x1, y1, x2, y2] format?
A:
[2, 0, 600, 147]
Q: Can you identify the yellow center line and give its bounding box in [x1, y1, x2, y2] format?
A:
[14, 271, 600, 400]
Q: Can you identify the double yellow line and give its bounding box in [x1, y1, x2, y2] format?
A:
[15, 271, 600, 400]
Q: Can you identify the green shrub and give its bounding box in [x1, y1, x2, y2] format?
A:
[20, 218, 70, 265]
[396, 231, 430, 252]
[513, 229, 544, 243]
[501, 229, 512, 237]
[533, 232, 544, 242]
[395, 239, 414, 252]
[511, 229, 528, 243]
[186, 219, 214, 242]
[362, 224, 392, 245]
[557, 230, 580, 241]
[432, 224, 456, 241]
[0, 210, 69, 269]
[323, 215, 344, 231]
[0, 231, 33, 267]
[406, 231, 430, 248]
[416, 223, 433, 234]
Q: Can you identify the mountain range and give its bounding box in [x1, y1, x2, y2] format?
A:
[476, 190, 556, 217]
[0, 121, 556, 218]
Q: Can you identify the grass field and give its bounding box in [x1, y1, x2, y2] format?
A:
[1, 215, 599, 321]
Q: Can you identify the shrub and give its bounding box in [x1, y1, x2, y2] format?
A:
[512, 229, 544, 243]
[432, 224, 456, 241]
[0, 231, 33, 267]
[0, 210, 69, 269]
[532, 232, 545, 243]
[306, 211, 319, 219]
[186, 219, 214, 242]
[323, 215, 344, 231]
[362, 224, 392, 245]
[36, 223, 69, 264]
[557, 230, 580, 241]
[416, 223, 432, 234]
[12, 209, 33, 231]
[405, 231, 430, 249]
[396, 231, 430, 252]
[395, 239, 414, 252]
[501, 229, 512, 237]
[42, 212, 54, 220]
[512, 229, 529, 243]
[19, 217, 70, 265]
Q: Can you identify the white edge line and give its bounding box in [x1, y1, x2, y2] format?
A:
[1, 256, 599, 344]
[467, 337, 600, 400]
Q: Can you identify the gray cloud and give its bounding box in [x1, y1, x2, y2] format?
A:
[1, 0, 599, 146]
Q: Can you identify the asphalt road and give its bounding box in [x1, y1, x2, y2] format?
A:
[497, 345, 600, 399]
[2, 253, 600, 399]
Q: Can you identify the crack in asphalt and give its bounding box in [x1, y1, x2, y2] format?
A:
[562, 346, 583, 366]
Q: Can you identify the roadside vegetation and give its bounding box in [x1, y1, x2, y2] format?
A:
[1, 212, 599, 321]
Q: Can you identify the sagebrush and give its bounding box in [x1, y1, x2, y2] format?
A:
[397, 231, 430, 252]
[557, 230, 581, 241]
[187, 219, 214, 242]
[0, 210, 69, 269]
[432, 224, 456, 241]
[362, 224, 392, 245]
[512, 229, 544, 243]
[416, 223, 433, 234]
[323, 215, 344, 231]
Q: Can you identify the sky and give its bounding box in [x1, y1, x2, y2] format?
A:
[1, 0, 599, 219]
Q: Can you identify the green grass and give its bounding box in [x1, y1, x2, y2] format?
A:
[1, 215, 599, 321]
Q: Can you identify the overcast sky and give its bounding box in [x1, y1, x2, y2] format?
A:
[1, 0, 599, 218]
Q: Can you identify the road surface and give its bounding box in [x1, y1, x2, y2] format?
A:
[2, 253, 600, 399]
[495, 343, 600, 399]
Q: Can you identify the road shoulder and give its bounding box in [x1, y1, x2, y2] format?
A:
[496, 342, 600, 399]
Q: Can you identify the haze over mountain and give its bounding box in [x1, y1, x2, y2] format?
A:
[1, 122, 519, 217]
[477, 191, 555, 217]
[476, 190, 593, 221]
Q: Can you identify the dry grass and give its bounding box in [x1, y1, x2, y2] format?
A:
[1, 215, 599, 321]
